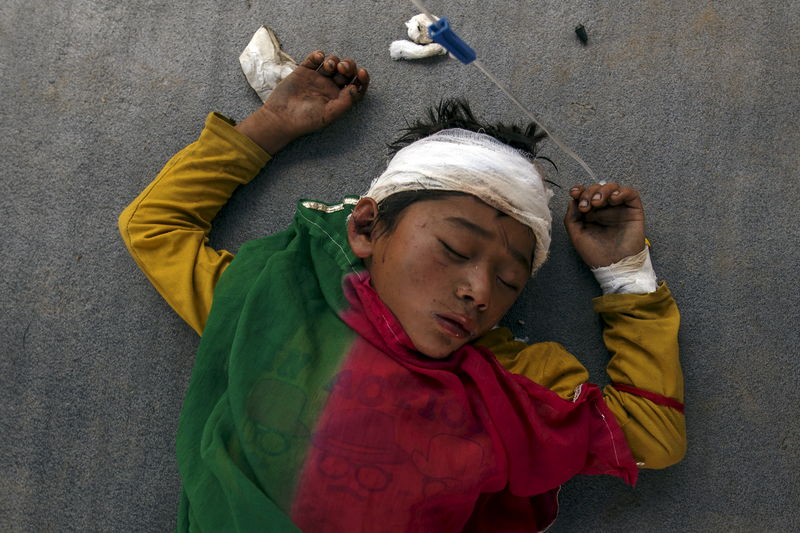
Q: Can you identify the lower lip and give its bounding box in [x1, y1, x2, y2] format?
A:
[434, 314, 471, 338]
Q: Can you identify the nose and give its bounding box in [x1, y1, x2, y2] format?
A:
[455, 268, 491, 311]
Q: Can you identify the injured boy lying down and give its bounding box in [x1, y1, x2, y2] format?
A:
[119, 50, 685, 532]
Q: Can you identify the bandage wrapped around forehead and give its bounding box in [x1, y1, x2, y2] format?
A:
[365, 128, 554, 273]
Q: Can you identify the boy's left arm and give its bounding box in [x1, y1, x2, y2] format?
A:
[595, 283, 685, 469]
[564, 182, 686, 469]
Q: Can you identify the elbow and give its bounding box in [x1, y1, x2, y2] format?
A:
[607, 387, 687, 470]
[637, 419, 687, 470]
[118, 203, 136, 251]
[117, 202, 169, 254]
[641, 438, 686, 470]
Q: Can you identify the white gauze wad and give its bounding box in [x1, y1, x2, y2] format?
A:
[365, 128, 554, 273]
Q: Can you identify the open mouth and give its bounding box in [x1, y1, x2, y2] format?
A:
[434, 314, 473, 339]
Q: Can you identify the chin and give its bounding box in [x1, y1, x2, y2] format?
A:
[414, 339, 463, 360]
[419, 350, 454, 360]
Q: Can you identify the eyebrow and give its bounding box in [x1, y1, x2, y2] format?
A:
[444, 216, 532, 273]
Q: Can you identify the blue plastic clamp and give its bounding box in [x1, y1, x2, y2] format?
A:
[428, 17, 477, 64]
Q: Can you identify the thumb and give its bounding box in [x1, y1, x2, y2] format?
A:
[564, 197, 581, 231]
[325, 85, 359, 122]
[564, 197, 588, 246]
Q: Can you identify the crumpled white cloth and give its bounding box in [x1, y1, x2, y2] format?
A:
[365, 128, 553, 273]
[406, 13, 436, 43]
[389, 40, 447, 60]
[390, 13, 447, 61]
[591, 246, 658, 294]
[239, 26, 297, 102]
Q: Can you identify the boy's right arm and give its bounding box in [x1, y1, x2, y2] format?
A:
[118, 112, 270, 335]
[118, 51, 369, 335]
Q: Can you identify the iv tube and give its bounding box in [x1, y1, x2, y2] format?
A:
[408, 0, 600, 181]
[471, 59, 599, 182]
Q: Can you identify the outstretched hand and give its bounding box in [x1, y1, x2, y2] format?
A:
[564, 182, 646, 268]
[236, 50, 370, 154]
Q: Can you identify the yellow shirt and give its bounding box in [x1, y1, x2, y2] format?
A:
[119, 112, 686, 470]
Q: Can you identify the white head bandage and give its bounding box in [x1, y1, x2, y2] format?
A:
[365, 128, 554, 273]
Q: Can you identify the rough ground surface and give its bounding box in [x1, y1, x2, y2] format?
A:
[1, 1, 798, 531]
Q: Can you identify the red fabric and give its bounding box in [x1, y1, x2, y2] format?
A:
[613, 383, 685, 414]
[290, 273, 636, 532]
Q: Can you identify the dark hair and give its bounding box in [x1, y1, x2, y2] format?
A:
[387, 98, 552, 167]
[373, 99, 554, 236]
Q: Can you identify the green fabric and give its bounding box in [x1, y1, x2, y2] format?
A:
[175, 198, 362, 532]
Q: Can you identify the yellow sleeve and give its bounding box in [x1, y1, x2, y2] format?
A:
[595, 282, 686, 469]
[474, 329, 589, 401]
[118, 112, 271, 335]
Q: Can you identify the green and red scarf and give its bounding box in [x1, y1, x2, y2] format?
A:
[175, 198, 636, 532]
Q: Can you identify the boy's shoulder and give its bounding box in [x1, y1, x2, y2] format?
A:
[474, 328, 589, 400]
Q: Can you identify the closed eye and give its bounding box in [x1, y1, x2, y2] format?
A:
[439, 239, 469, 261]
[497, 276, 519, 291]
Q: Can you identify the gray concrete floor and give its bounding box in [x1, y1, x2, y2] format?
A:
[2, 1, 798, 531]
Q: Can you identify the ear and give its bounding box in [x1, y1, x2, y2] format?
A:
[347, 197, 380, 259]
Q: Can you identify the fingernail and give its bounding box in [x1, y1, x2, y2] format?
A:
[579, 200, 588, 208]
[570, 186, 580, 192]
[612, 190, 621, 195]
[592, 193, 601, 200]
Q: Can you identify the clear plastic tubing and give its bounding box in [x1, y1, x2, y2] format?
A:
[409, 0, 600, 182]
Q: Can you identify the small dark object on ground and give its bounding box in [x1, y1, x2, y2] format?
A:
[575, 24, 588, 45]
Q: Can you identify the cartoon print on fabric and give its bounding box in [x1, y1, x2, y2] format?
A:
[414, 434, 486, 497]
[313, 408, 408, 498]
[244, 379, 310, 456]
[290, 336, 495, 533]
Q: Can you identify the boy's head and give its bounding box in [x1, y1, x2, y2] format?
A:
[371, 99, 553, 272]
[347, 100, 553, 359]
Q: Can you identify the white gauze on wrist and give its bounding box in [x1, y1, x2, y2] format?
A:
[365, 128, 553, 273]
[591, 246, 658, 294]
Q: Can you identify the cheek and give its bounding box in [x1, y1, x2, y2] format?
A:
[411, 253, 453, 292]
[395, 243, 449, 282]
[491, 291, 522, 321]
[377, 236, 455, 302]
